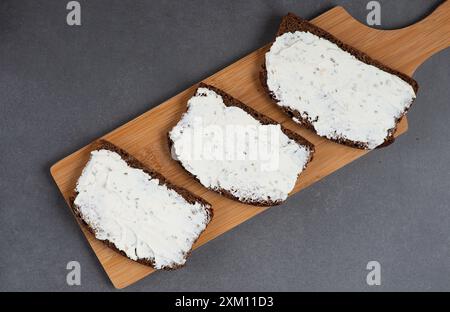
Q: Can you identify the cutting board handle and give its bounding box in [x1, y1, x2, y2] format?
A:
[396, 0, 450, 75]
[320, 1, 450, 76]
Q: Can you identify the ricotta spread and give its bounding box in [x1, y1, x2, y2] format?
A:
[265, 31, 416, 149]
[74, 149, 211, 269]
[169, 87, 312, 203]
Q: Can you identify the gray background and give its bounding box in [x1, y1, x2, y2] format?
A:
[0, 0, 448, 291]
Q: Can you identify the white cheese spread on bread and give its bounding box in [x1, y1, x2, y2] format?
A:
[169, 87, 313, 204]
[265, 31, 416, 149]
[74, 149, 211, 269]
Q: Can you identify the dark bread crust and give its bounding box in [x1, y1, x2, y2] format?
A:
[168, 83, 315, 207]
[260, 13, 419, 149]
[70, 139, 213, 270]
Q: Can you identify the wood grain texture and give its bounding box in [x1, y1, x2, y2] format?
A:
[50, 3, 450, 289]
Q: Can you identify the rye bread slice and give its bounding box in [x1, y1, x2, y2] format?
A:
[260, 13, 419, 149]
[168, 83, 314, 206]
[70, 139, 213, 270]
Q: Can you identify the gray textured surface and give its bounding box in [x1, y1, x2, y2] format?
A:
[0, 0, 449, 291]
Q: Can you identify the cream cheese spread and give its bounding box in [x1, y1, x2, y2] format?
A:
[74, 149, 211, 269]
[265, 31, 416, 149]
[169, 87, 312, 203]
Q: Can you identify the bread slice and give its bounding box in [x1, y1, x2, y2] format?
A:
[261, 13, 419, 149]
[71, 140, 212, 270]
[168, 83, 314, 206]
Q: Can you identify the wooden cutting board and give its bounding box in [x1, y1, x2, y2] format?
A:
[50, 3, 450, 289]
